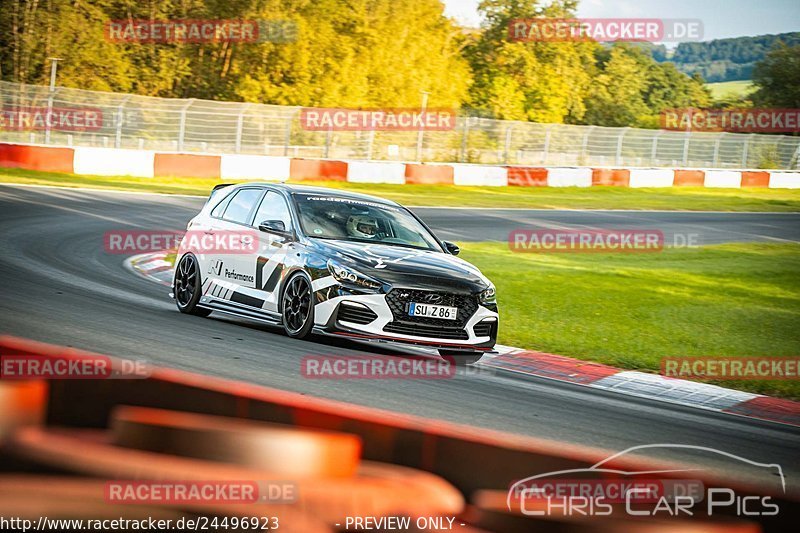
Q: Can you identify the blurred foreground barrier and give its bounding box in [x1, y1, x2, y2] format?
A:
[1, 335, 797, 532]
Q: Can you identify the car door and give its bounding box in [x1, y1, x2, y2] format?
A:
[204, 187, 264, 303]
[249, 190, 295, 314]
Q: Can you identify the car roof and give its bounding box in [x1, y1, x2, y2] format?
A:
[233, 182, 400, 206]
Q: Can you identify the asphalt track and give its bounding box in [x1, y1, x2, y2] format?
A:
[417, 207, 800, 245]
[0, 184, 798, 493]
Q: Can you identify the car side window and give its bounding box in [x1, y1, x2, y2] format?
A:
[221, 189, 263, 224]
[253, 191, 292, 230]
[210, 193, 234, 218]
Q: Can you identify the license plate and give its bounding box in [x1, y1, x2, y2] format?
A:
[408, 302, 458, 320]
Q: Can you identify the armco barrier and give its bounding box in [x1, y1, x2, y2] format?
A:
[1, 141, 799, 188]
[1, 335, 797, 533]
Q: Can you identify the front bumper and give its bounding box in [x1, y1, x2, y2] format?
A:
[313, 288, 498, 350]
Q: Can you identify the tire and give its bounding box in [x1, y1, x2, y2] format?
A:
[281, 272, 315, 339]
[173, 253, 212, 317]
[438, 349, 483, 366]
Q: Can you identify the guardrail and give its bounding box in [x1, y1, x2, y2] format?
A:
[2, 80, 799, 170]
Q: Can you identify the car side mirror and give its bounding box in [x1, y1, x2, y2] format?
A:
[443, 240, 460, 255]
[258, 220, 293, 239]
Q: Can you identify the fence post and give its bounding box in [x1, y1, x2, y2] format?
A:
[742, 134, 754, 168]
[324, 125, 332, 158]
[650, 130, 662, 165]
[235, 104, 248, 153]
[712, 133, 722, 167]
[366, 129, 375, 160]
[615, 127, 628, 165]
[115, 94, 133, 149]
[44, 88, 62, 145]
[415, 92, 429, 162]
[177, 99, 195, 152]
[459, 117, 470, 163]
[581, 126, 594, 165]
[283, 113, 293, 156]
[790, 142, 800, 170]
[542, 125, 552, 164]
[682, 131, 690, 166]
[503, 124, 512, 164]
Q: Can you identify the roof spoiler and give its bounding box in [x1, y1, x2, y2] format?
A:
[206, 183, 236, 204]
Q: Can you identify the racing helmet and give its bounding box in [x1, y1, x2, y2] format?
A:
[346, 215, 379, 238]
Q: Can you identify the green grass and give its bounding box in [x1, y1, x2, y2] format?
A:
[2, 167, 800, 211]
[460, 242, 800, 399]
[706, 80, 755, 101]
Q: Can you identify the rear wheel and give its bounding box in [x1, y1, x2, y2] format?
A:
[438, 349, 483, 366]
[281, 273, 315, 339]
[173, 253, 212, 317]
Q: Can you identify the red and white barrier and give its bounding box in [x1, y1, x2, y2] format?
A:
[1, 142, 798, 188]
[346, 161, 405, 184]
[704, 170, 742, 188]
[73, 147, 154, 178]
[220, 154, 291, 181]
[628, 168, 674, 188]
[769, 172, 800, 189]
[545, 167, 594, 187]
[451, 164, 508, 186]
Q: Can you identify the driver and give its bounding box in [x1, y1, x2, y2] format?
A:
[346, 215, 380, 239]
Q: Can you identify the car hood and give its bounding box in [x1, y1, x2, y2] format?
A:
[311, 239, 491, 293]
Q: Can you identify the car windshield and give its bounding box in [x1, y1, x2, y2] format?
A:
[293, 194, 441, 251]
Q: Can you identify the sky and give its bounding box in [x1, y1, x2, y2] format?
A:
[443, 0, 800, 41]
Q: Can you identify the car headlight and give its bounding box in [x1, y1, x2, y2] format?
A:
[327, 260, 382, 290]
[479, 284, 496, 305]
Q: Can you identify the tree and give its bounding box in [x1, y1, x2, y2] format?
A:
[464, 0, 596, 123]
[752, 42, 800, 108]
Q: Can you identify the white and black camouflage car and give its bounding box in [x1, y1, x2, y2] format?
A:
[171, 183, 498, 364]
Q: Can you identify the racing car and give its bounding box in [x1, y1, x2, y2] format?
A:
[171, 183, 498, 364]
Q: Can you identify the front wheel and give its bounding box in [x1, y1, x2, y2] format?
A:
[438, 350, 484, 366]
[173, 253, 212, 317]
[281, 272, 315, 339]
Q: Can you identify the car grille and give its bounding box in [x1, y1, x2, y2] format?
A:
[385, 289, 478, 329]
[337, 303, 378, 325]
[383, 321, 469, 340]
